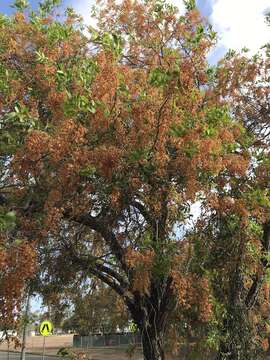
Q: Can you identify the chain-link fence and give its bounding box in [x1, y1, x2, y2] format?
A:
[73, 333, 141, 348]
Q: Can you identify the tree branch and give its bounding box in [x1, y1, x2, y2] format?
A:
[131, 200, 155, 228]
[64, 210, 129, 275]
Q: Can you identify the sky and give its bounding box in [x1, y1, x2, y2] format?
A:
[0, 0, 269, 62]
[69, 0, 270, 62]
[1, 0, 269, 312]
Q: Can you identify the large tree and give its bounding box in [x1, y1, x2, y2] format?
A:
[1, 0, 269, 359]
[205, 25, 270, 359]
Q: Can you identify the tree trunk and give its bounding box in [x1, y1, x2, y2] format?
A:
[141, 328, 165, 360]
[127, 277, 172, 360]
[130, 303, 167, 360]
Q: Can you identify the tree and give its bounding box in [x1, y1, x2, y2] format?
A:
[179, 17, 270, 357]
[62, 282, 129, 335]
[203, 27, 270, 359]
[1, 0, 269, 359]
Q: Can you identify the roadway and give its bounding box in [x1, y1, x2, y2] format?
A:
[0, 351, 60, 360]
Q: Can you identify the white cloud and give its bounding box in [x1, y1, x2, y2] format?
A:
[169, 0, 186, 15]
[210, 0, 270, 54]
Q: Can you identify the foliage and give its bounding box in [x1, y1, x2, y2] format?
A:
[0, 0, 269, 359]
[62, 283, 129, 335]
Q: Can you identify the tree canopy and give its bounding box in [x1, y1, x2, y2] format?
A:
[0, 0, 269, 359]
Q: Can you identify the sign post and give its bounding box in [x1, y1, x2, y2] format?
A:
[129, 321, 137, 345]
[42, 337, 45, 360]
[39, 320, 53, 360]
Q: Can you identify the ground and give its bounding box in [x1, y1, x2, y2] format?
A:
[1, 335, 270, 359]
[0, 335, 143, 360]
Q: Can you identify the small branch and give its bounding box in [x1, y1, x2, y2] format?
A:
[131, 200, 155, 228]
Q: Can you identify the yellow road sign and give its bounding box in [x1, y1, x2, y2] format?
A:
[39, 320, 53, 336]
[129, 321, 137, 333]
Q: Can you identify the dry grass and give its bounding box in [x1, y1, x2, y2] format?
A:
[0, 335, 73, 354]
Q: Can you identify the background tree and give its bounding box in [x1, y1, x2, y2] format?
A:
[62, 282, 129, 335]
[189, 16, 270, 358]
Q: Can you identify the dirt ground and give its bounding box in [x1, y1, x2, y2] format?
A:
[0, 334, 181, 360]
[0, 335, 144, 360]
[1, 335, 270, 360]
[0, 335, 73, 354]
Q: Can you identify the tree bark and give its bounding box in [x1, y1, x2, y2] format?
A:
[141, 327, 165, 360]
[132, 294, 168, 360]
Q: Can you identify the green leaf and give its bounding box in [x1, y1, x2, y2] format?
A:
[35, 50, 48, 64]
[206, 66, 217, 83]
[247, 220, 263, 237]
[203, 125, 216, 138]
[79, 165, 96, 177]
[0, 14, 11, 28]
[208, 25, 217, 41]
[265, 268, 270, 284]
[169, 123, 186, 137]
[194, 24, 204, 43]
[241, 47, 249, 53]
[64, 94, 97, 117]
[149, 68, 171, 87]
[5, 211, 16, 221]
[100, 32, 124, 58]
[0, 210, 16, 231]
[225, 49, 237, 60]
[169, 113, 197, 137]
[183, 142, 198, 158]
[128, 148, 149, 162]
[14, 238, 23, 245]
[184, 0, 196, 11]
[57, 347, 71, 358]
[65, 7, 76, 18]
[56, 70, 65, 77]
[39, 0, 61, 16]
[47, 22, 73, 44]
[205, 106, 231, 127]
[12, 0, 29, 11]
[78, 59, 98, 87]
